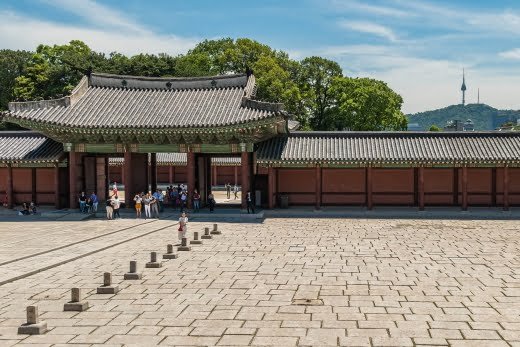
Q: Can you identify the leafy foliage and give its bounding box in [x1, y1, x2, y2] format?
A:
[429, 124, 441, 131]
[3, 39, 407, 132]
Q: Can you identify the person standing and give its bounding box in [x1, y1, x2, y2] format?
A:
[246, 191, 255, 214]
[79, 192, 87, 213]
[233, 184, 239, 199]
[226, 183, 231, 199]
[143, 192, 152, 219]
[193, 189, 201, 212]
[208, 191, 215, 213]
[180, 191, 187, 212]
[150, 192, 159, 219]
[154, 189, 164, 213]
[90, 192, 98, 213]
[134, 193, 142, 219]
[106, 197, 114, 220]
[178, 211, 188, 243]
[112, 195, 121, 219]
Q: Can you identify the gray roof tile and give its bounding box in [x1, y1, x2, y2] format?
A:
[0, 132, 63, 163]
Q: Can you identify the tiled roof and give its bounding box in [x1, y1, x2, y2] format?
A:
[0, 132, 63, 163]
[109, 154, 240, 166]
[7, 73, 284, 129]
[256, 131, 520, 165]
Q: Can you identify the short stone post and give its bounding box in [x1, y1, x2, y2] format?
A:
[64, 288, 89, 311]
[18, 306, 48, 335]
[201, 227, 213, 239]
[146, 251, 162, 268]
[97, 272, 119, 294]
[210, 223, 221, 235]
[190, 231, 203, 245]
[163, 244, 178, 259]
[177, 237, 191, 251]
[124, 260, 142, 280]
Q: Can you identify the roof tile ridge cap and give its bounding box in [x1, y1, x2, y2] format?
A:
[92, 72, 247, 82]
[8, 96, 69, 113]
[240, 97, 284, 112]
[68, 75, 89, 107]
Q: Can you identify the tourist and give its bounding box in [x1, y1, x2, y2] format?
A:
[90, 192, 98, 213]
[170, 188, 178, 209]
[134, 193, 142, 219]
[143, 192, 152, 219]
[208, 191, 215, 212]
[226, 183, 231, 199]
[177, 184, 182, 195]
[86, 197, 93, 214]
[178, 211, 188, 243]
[246, 191, 255, 214]
[193, 189, 201, 212]
[112, 195, 121, 219]
[29, 202, 37, 214]
[233, 184, 239, 199]
[180, 191, 187, 212]
[154, 189, 164, 213]
[106, 197, 113, 220]
[19, 202, 30, 215]
[79, 192, 87, 213]
[150, 192, 159, 218]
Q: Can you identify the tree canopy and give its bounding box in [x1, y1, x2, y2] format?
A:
[1, 38, 407, 131]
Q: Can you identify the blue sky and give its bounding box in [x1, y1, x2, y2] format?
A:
[1, 0, 520, 113]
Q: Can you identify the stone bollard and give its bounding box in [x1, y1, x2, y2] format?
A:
[190, 231, 203, 245]
[64, 288, 89, 312]
[97, 272, 119, 294]
[146, 251, 162, 268]
[18, 306, 48, 335]
[210, 223, 221, 235]
[124, 261, 142, 280]
[177, 237, 191, 251]
[201, 227, 213, 240]
[163, 244, 178, 259]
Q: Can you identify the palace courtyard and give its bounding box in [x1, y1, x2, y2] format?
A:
[0, 217, 519, 346]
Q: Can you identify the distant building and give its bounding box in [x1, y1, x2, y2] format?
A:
[463, 119, 474, 131]
[461, 69, 467, 106]
[444, 120, 463, 131]
[407, 122, 422, 131]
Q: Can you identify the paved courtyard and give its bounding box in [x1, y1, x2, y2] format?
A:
[0, 217, 519, 346]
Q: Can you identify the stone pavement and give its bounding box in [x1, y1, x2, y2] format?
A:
[0, 217, 519, 346]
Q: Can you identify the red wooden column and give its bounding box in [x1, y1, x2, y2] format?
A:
[6, 163, 13, 209]
[169, 166, 173, 184]
[123, 151, 133, 207]
[241, 152, 250, 210]
[366, 166, 373, 210]
[418, 166, 425, 211]
[150, 153, 157, 192]
[186, 151, 195, 209]
[461, 166, 468, 211]
[234, 166, 238, 185]
[268, 166, 274, 209]
[54, 164, 60, 209]
[212, 165, 218, 186]
[315, 165, 322, 210]
[503, 165, 510, 211]
[69, 151, 78, 209]
[31, 168, 37, 204]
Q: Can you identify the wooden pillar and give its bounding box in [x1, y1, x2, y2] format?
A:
[462, 166, 468, 211]
[6, 163, 13, 209]
[241, 152, 250, 210]
[491, 168, 497, 206]
[212, 165, 218, 186]
[169, 166, 173, 184]
[187, 152, 195, 209]
[366, 166, 373, 210]
[315, 165, 322, 210]
[503, 165, 510, 211]
[234, 165, 238, 186]
[150, 153, 157, 192]
[69, 151, 78, 209]
[453, 168, 459, 205]
[418, 166, 425, 211]
[54, 164, 60, 209]
[31, 168, 37, 204]
[123, 151, 132, 207]
[268, 166, 274, 209]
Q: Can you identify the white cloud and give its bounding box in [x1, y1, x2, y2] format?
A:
[0, 10, 198, 55]
[328, 0, 411, 17]
[338, 20, 399, 42]
[499, 48, 520, 60]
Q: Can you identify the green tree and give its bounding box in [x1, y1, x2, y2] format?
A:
[0, 49, 32, 110]
[429, 124, 441, 131]
[329, 77, 407, 131]
[297, 57, 343, 130]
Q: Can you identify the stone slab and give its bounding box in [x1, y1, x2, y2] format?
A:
[177, 246, 192, 251]
[123, 272, 142, 280]
[163, 253, 178, 259]
[18, 321, 48, 335]
[145, 262, 162, 268]
[64, 301, 89, 312]
[96, 285, 119, 294]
